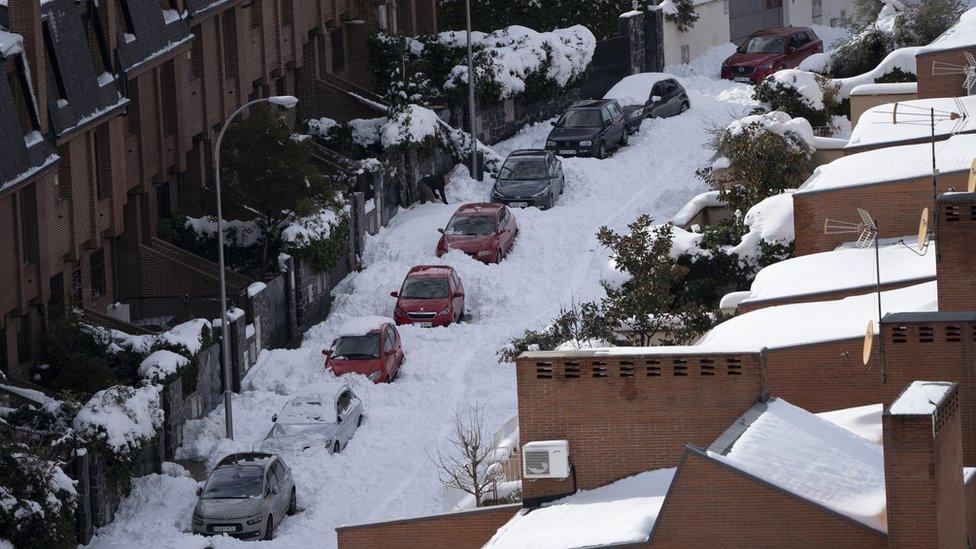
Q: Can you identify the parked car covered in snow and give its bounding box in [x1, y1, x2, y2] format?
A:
[490, 150, 565, 210]
[544, 99, 628, 159]
[436, 203, 519, 264]
[603, 73, 690, 131]
[260, 384, 364, 455]
[721, 27, 822, 83]
[324, 316, 404, 383]
[391, 265, 465, 327]
[192, 452, 296, 540]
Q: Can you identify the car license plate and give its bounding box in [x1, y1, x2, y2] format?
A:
[734, 77, 752, 83]
[510, 201, 528, 208]
[558, 149, 575, 155]
[418, 322, 432, 328]
[213, 526, 236, 533]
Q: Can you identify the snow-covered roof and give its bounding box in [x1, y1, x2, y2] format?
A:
[336, 316, 393, 338]
[277, 386, 349, 424]
[847, 95, 976, 149]
[484, 468, 676, 549]
[796, 134, 976, 195]
[849, 82, 917, 96]
[698, 281, 937, 351]
[832, 46, 921, 99]
[603, 72, 676, 106]
[708, 398, 887, 532]
[888, 381, 955, 415]
[738, 238, 935, 306]
[0, 30, 24, 59]
[918, 6, 976, 55]
[817, 403, 883, 444]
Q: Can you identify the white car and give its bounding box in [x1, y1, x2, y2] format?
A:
[259, 383, 365, 454]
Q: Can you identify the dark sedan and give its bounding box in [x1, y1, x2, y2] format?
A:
[490, 150, 565, 210]
[545, 99, 628, 159]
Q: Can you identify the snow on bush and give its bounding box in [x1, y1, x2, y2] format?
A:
[753, 70, 839, 128]
[281, 207, 344, 246]
[73, 385, 163, 459]
[731, 191, 796, 261]
[0, 448, 77, 548]
[725, 111, 816, 149]
[137, 350, 190, 384]
[98, 318, 211, 357]
[380, 104, 442, 149]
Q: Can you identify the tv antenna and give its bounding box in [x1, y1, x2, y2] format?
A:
[931, 51, 976, 95]
[825, 208, 886, 381]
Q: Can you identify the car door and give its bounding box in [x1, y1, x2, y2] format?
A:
[271, 461, 289, 517]
[334, 389, 353, 446]
[500, 207, 515, 251]
[382, 326, 396, 376]
[264, 466, 280, 522]
[647, 82, 665, 118]
[451, 272, 464, 317]
[608, 103, 626, 142]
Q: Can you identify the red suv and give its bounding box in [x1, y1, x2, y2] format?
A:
[323, 316, 404, 383]
[436, 203, 518, 264]
[722, 27, 822, 83]
[391, 266, 465, 327]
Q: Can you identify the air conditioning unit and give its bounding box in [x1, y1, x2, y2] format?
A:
[522, 440, 570, 479]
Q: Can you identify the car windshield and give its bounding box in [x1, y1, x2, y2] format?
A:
[498, 158, 547, 180]
[556, 109, 602, 128]
[445, 215, 496, 236]
[202, 466, 264, 499]
[333, 333, 380, 359]
[738, 36, 785, 53]
[401, 278, 449, 299]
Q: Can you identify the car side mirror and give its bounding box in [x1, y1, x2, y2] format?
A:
[387, 349, 396, 357]
[453, 292, 464, 299]
[322, 349, 332, 357]
[390, 291, 399, 298]
[272, 414, 278, 422]
[437, 228, 445, 234]
[651, 95, 662, 103]
[272, 486, 279, 496]
[196, 487, 203, 497]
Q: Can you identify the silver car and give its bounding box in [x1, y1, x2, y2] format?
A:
[490, 150, 565, 210]
[192, 453, 296, 540]
[260, 383, 365, 455]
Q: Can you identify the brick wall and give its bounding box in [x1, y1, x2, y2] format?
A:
[648, 447, 887, 548]
[916, 49, 976, 100]
[936, 192, 976, 312]
[336, 504, 520, 549]
[883, 383, 967, 549]
[793, 170, 966, 256]
[516, 351, 763, 501]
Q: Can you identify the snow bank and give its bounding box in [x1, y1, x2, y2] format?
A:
[137, 350, 190, 383]
[603, 72, 675, 106]
[798, 133, 976, 195]
[336, 316, 392, 338]
[74, 385, 163, 456]
[730, 191, 795, 261]
[847, 95, 976, 149]
[709, 398, 887, 532]
[798, 52, 830, 73]
[918, 5, 976, 54]
[889, 381, 955, 415]
[98, 318, 210, 356]
[669, 191, 724, 226]
[484, 468, 676, 548]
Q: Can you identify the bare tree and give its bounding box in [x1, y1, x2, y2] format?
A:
[429, 402, 502, 507]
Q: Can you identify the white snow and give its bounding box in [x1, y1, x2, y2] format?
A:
[798, 134, 976, 195]
[818, 403, 883, 443]
[697, 281, 937, 351]
[73, 385, 164, 456]
[918, 5, 976, 55]
[798, 52, 830, 73]
[709, 398, 887, 532]
[335, 316, 393, 338]
[185, 215, 261, 247]
[832, 47, 921, 99]
[669, 190, 724, 227]
[0, 382, 56, 405]
[888, 380, 955, 415]
[281, 208, 342, 245]
[603, 72, 675, 106]
[847, 95, 976, 149]
[96, 318, 210, 356]
[484, 468, 676, 549]
[0, 30, 23, 59]
[738, 238, 935, 306]
[726, 111, 816, 148]
[138, 350, 190, 383]
[380, 105, 441, 148]
[767, 70, 828, 110]
[246, 281, 267, 297]
[849, 82, 917, 96]
[731, 191, 795, 260]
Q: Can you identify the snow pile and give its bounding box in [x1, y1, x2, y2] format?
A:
[726, 111, 816, 148]
[818, 403, 883, 443]
[603, 72, 675, 106]
[698, 281, 937, 351]
[848, 82, 917, 96]
[767, 70, 828, 110]
[847, 95, 976, 149]
[380, 105, 442, 148]
[798, 52, 830, 73]
[308, 117, 337, 135]
[73, 385, 164, 457]
[669, 191, 724, 227]
[282, 208, 344, 245]
[730, 191, 795, 260]
[739, 238, 935, 305]
[137, 350, 190, 383]
[888, 381, 955, 415]
[247, 281, 267, 297]
[0, 30, 24, 59]
[484, 468, 676, 548]
[440, 25, 596, 99]
[918, 5, 976, 54]
[709, 398, 887, 532]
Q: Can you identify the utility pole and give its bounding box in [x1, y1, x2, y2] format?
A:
[464, 0, 479, 180]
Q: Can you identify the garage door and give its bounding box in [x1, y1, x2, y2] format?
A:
[729, 0, 784, 44]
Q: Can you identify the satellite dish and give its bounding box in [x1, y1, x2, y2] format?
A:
[918, 207, 929, 250]
[968, 158, 976, 193]
[863, 320, 874, 366]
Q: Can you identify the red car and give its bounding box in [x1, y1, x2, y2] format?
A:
[391, 266, 465, 327]
[323, 316, 404, 383]
[436, 203, 519, 264]
[721, 27, 822, 84]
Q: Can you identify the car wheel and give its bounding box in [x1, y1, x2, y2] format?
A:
[264, 515, 274, 540]
[288, 489, 297, 515]
[332, 441, 341, 454]
[596, 142, 606, 159]
[680, 102, 689, 113]
[621, 131, 629, 146]
[459, 308, 466, 322]
[358, 414, 364, 427]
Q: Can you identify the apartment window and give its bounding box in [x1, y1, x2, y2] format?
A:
[16, 317, 30, 364]
[93, 129, 109, 199]
[251, 0, 263, 28]
[49, 273, 65, 319]
[19, 187, 39, 264]
[222, 14, 239, 75]
[156, 181, 171, 219]
[680, 45, 690, 65]
[161, 63, 178, 136]
[191, 26, 204, 78]
[69, 266, 83, 304]
[90, 249, 106, 302]
[330, 28, 345, 71]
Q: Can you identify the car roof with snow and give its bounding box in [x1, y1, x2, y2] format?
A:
[216, 452, 277, 468]
[506, 149, 550, 158]
[407, 265, 454, 278]
[604, 72, 678, 106]
[336, 316, 393, 338]
[277, 386, 351, 424]
[455, 203, 503, 214]
[749, 26, 812, 37]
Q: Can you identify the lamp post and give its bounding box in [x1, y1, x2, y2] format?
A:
[214, 95, 298, 440]
[464, 0, 478, 180]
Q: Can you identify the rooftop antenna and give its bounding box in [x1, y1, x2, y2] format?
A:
[931, 51, 976, 95]
[825, 208, 886, 381]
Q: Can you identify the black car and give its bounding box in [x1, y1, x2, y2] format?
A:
[603, 74, 691, 134]
[545, 99, 628, 159]
[645, 78, 690, 120]
[490, 150, 565, 210]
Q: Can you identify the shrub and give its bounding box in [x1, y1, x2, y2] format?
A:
[893, 0, 964, 47]
[41, 314, 121, 399]
[663, 0, 700, 32]
[0, 443, 77, 548]
[496, 302, 611, 362]
[829, 27, 894, 79]
[874, 67, 917, 83]
[753, 72, 839, 128]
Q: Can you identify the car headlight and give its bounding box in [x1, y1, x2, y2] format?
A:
[532, 188, 548, 198]
[246, 515, 263, 525]
[758, 62, 774, 70]
[438, 307, 451, 316]
[192, 514, 203, 526]
[579, 140, 592, 147]
[491, 188, 503, 198]
[477, 250, 492, 257]
[546, 140, 556, 147]
[394, 306, 407, 317]
[368, 371, 382, 381]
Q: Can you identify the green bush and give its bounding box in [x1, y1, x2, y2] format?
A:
[290, 218, 351, 273]
[0, 443, 77, 548]
[829, 27, 894, 79]
[41, 314, 121, 399]
[874, 67, 917, 83]
[893, 0, 964, 47]
[753, 75, 837, 128]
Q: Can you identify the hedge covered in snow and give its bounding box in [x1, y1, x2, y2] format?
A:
[0, 446, 77, 548]
[753, 70, 840, 128]
[73, 385, 163, 462]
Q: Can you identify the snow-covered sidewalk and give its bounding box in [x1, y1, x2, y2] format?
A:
[88, 54, 756, 549]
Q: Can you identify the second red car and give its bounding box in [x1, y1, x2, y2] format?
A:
[436, 203, 518, 264]
[721, 27, 822, 84]
[324, 316, 404, 383]
[391, 265, 465, 327]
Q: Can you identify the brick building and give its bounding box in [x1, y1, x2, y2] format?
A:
[914, 10, 976, 100]
[0, 0, 435, 381]
[843, 94, 976, 155]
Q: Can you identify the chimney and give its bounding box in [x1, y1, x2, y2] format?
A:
[936, 192, 976, 312]
[883, 381, 966, 549]
[6, 0, 47, 133]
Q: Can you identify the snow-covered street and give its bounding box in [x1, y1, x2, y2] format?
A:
[88, 51, 756, 549]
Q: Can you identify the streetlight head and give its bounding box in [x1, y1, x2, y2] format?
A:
[268, 95, 299, 109]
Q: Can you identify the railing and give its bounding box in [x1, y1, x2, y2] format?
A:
[147, 237, 253, 291]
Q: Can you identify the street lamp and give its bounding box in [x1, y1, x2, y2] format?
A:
[464, 0, 479, 180]
[213, 95, 298, 440]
